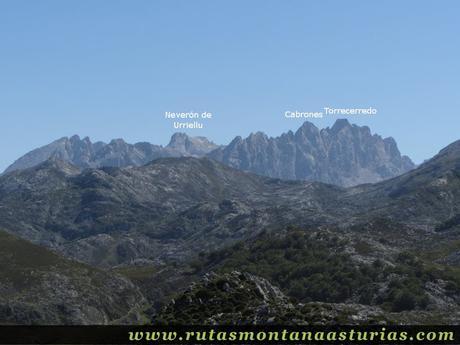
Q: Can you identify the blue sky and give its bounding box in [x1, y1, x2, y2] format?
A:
[1, 1, 459, 171]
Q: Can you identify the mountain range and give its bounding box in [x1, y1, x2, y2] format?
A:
[209, 119, 414, 186]
[2, 122, 460, 325]
[4, 119, 414, 187]
[0, 139, 458, 269]
[3, 132, 219, 174]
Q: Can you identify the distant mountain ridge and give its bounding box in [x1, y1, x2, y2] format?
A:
[209, 119, 414, 187]
[4, 133, 219, 174]
[4, 120, 414, 186]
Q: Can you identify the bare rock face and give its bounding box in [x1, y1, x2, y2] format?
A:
[208, 119, 415, 187]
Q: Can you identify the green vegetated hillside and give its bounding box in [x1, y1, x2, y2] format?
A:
[154, 270, 390, 325]
[0, 229, 148, 324]
[155, 224, 460, 324]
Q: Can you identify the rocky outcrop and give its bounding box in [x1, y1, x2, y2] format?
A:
[155, 271, 297, 324]
[154, 270, 391, 325]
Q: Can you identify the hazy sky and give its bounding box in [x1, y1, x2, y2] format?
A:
[1, 1, 459, 171]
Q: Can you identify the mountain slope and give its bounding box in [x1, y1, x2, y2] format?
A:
[208, 119, 414, 186]
[0, 229, 147, 324]
[343, 139, 460, 228]
[0, 157, 343, 267]
[156, 225, 460, 325]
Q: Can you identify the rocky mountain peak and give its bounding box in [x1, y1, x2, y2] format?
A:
[69, 134, 81, 142]
[247, 131, 268, 143]
[167, 132, 188, 146]
[108, 138, 127, 147]
[227, 136, 243, 146]
[296, 121, 320, 135]
[166, 133, 219, 157]
[330, 118, 352, 133]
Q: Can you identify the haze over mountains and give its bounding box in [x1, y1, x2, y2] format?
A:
[4, 119, 414, 187]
